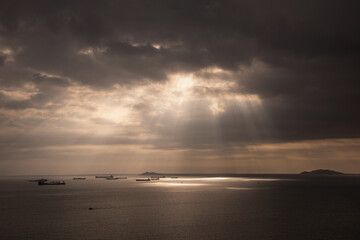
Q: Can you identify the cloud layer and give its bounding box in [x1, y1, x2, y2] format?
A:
[1, 0, 359, 173]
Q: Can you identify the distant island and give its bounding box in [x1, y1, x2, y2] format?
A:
[140, 172, 162, 176]
[300, 169, 344, 175]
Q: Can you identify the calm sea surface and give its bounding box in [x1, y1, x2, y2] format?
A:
[1, 174, 360, 240]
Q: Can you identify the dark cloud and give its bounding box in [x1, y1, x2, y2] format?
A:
[0, 54, 6, 66]
[0, 0, 359, 146]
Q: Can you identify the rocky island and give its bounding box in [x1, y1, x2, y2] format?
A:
[300, 169, 344, 175]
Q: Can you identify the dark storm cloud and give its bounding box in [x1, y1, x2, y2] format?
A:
[238, 56, 360, 141]
[0, 0, 359, 143]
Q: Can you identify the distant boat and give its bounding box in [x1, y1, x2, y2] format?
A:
[136, 178, 151, 181]
[38, 179, 65, 185]
[106, 175, 118, 180]
[29, 178, 47, 182]
[117, 177, 127, 179]
[140, 172, 165, 178]
[151, 177, 160, 180]
[73, 177, 86, 180]
[95, 175, 111, 178]
[171, 177, 178, 179]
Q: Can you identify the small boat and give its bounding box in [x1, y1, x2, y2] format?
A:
[151, 177, 160, 180]
[29, 178, 47, 182]
[171, 177, 178, 179]
[38, 179, 65, 185]
[73, 177, 86, 180]
[106, 175, 118, 180]
[136, 178, 151, 181]
[95, 175, 111, 178]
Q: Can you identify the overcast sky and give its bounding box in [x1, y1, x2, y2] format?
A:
[1, 0, 359, 175]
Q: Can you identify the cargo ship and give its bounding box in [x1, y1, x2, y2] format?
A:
[136, 178, 151, 181]
[105, 175, 127, 180]
[29, 178, 47, 182]
[106, 175, 118, 180]
[95, 175, 111, 178]
[38, 179, 65, 185]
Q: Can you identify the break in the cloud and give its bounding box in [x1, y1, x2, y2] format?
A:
[0, 0, 359, 174]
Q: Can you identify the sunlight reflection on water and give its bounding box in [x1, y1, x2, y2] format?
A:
[162, 177, 281, 182]
[170, 177, 229, 181]
[149, 182, 207, 187]
[237, 178, 281, 181]
[1, 175, 359, 240]
[140, 176, 281, 188]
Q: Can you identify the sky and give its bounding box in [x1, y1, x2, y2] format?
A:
[0, 0, 359, 175]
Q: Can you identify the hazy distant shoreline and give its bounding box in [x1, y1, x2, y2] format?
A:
[139, 171, 360, 179]
[1, 171, 359, 178]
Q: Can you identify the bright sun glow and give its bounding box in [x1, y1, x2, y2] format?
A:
[174, 75, 194, 90]
[50, 69, 265, 151]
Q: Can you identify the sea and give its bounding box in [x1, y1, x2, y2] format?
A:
[1, 174, 360, 240]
